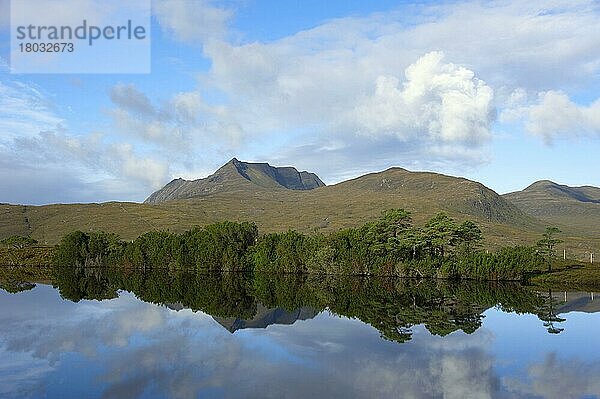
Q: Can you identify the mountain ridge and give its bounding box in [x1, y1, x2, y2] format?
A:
[502, 180, 600, 239]
[506, 180, 600, 204]
[146, 159, 527, 226]
[1, 159, 598, 261]
[145, 158, 325, 204]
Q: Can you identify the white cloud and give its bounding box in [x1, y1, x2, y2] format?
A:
[4, 0, 600, 203]
[0, 79, 171, 203]
[109, 83, 157, 118]
[107, 83, 245, 152]
[505, 353, 600, 399]
[183, 0, 600, 180]
[14, 130, 169, 190]
[525, 91, 600, 143]
[199, 49, 496, 182]
[500, 88, 600, 144]
[343, 52, 494, 145]
[0, 81, 64, 140]
[153, 0, 232, 44]
[403, 0, 600, 90]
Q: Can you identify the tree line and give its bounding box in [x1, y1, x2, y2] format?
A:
[52, 209, 549, 281]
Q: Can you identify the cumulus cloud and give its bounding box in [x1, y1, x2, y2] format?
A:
[109, 84, 157, 118]
[243, 52, 495, 182]
[500, 89, 600, 144]
[183, 0, 600, 180]
[343, 51, 494, 144]
[0, 78, 238, 204]
[403, 0, 600, 91]
[4, 0, 600, 203]
[0, 164, 152, 205]
[505, 353, 600, 398]
[192, 43, 498, 180]
[107, 82, 245, 154]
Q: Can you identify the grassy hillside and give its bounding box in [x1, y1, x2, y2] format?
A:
[503, 180, 600, 239]
[0, 204, 31, 237]
[1, 168, 598, 261]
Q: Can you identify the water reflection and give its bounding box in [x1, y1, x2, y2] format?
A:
[48, 266, 571, 342]
[0, 267, 599, 398]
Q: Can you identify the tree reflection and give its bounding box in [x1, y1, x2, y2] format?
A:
[539, 289, 566, 334]
[40, 266, 567, 342]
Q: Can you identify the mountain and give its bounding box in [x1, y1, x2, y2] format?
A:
[146, 162, 529, 226]
[503, 180, 600, 238]
[145, 158, 325, 203]
[1, 160, 598, 260]
[505, 180, 600, 205]
[164, 302, 318, 333]
[327, 167, 524, 224]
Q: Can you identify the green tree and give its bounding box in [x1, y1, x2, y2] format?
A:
[423, 213, 458, 259]
[54, 231, 124, 267]
[536, 227, 562, 271]
[365, 209, 413, 257]
[455, 220, 483, 254]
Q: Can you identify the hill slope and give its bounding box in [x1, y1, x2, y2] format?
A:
[503, 180, 600, 238]
[330, 167, 524, 224]
[145, 158, 324, 203]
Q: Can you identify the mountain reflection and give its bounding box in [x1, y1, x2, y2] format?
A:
[43, 266, 574, 340]
[212, 304, 319, 333]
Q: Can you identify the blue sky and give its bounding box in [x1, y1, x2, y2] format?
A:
[1, 0, 599, 204]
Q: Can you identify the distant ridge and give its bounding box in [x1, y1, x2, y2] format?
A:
[505, 180, 600, 204]
[328, 166, 525, 224]
[145, 158, 325, 204]
[503, 180, 600, 237]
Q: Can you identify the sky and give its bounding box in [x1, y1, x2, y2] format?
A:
[0, 0, 599, 205]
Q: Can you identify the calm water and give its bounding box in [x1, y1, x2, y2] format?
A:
[1, 268, 600, 398]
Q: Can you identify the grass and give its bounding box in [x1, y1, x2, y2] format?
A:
[530, 259, 600, 291]
[0, 246, 54, 266]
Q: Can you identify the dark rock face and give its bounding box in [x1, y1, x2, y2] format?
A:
[212, 304, 319, 333]
[230, 158, 324, 191]
[144, 158, 325, 204]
